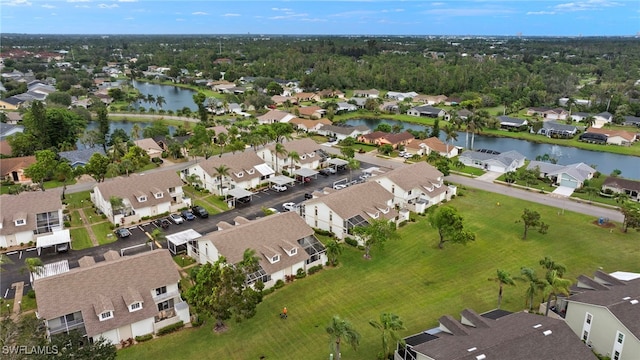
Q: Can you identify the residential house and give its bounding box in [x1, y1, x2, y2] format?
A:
[296, 106, 325, 119]
[386, 91, 418, 101]
[317, 89, 344, 99]
[59, 148, 106, 168]
[289, 118, 332, 132]
[526, 161, 596, 189]
[602, 177, 640, 202]
[622, 116, 640, 127]
[0, 155, 37, 183]
[353, 89, 380, 98]
[582, 127, 637, 146]
[33, 250, 190, 345]
[459, 150, 526, 173]
[133, 138, 164, 159]
[181, 151, 274, 195]
[405, 137, 459, 158]
[456, 109, 473, 120]
[301, 181, 399, 240]
[380, 101, 400, 113]
[294, 92, 319, 102]
[0, 97, 25, 110]
[189, 212, 326, 289]
[351, 97, 367, 109]
[270, 95, 295, 106]
[257, 109, 296, 124]
[396, 308, 598, 360]
[407, 105, 447, 118]
[526, 107, 570, 120]
[316, 124, 371, 141]
[0, 123, 24, 140]
[335, 102, 357, 113]
[561, 270, 640, 360]
[4, 112, 23, 125]
[498, 115, 528, 130]
[258, 138, 323, 172]
[413, 94, 447, 105]
[537, 121, 578, 138]
[91, 169, 190, 225]
[0, 140, 12, 156]
[444, 96, 461, 106]
[373, 162, 456, 213]
[0, 189, 65, 249]
[559, 97, 592, 107]
[594, 112, 614, 126]
[571, 112, 592, 122]
[358, 131, 415, 149]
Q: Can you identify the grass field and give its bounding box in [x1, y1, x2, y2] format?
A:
[119, 188, 640, 360]
[70, 228, 93, 250]
[92, 222, 117, 245]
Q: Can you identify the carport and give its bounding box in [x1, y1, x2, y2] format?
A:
[293, 168, 318, 183]
[166, 229, 202, 255]
[228, 187, 254, 207]
[327, 157, 348, 170]
[36, 229, 71, 255]
[269, 175, 296, 186]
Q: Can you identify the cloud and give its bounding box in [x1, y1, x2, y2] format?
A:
[176, 18, 185, 21]
[423, 7, 514, 16]
[271, 7, 292, 12]
[41, 4, 55, 8]
[192, 11, 208, 15]
[118, 0, 137, 2]
[554, 0, 622, 12]
[66, 0, 90, 2]
[527, 11, 556, 15]
[381, 8, 404, 13]
[4, 0, 32, 6]
[431, 2, 445, 5]
[301, 18, 327, 22]
[74, 5, 89, 8]
[98, 3, 119, 9]
[124, 16, 134, 20]
[223, 13, 240, 17]
[330, 10, 377, 17]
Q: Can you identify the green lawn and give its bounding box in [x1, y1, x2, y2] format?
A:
[92, 222, 117, 245]
[191, 200, 220, 216]
[64, 191, 92, 210]
[203, 195, 229, 211]
[119, 188, 640, 360]
[173, 255, 196, 268]
[70, 228, 93, 250]
[69, 210, 84, 227]
[453, 166, 486, 177]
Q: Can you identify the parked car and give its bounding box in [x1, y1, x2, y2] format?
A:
[115, 228, 132, 238]
[191, 205, 209, 218]
[153, 218, 171, 229]
[327, 167, 337, 174]
[296, 175, 311, 183]
[181, 210, 196, 221]
[237, 196, 251, 204]
[333, 184, 347, 190]
[319, 169, 331, 176]
[282, 202, 298, 212]
[304, 193, 314, 199]
[272, 184, 288, 192]
[169, 213, 184, 224]
[57, 243, 69, 253]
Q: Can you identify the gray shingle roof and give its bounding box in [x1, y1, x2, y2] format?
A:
[59, 148, 106, 167]
[94, 169, 183, 210]
[0, 189, 63, 236]
[375, 162, 445, 196]
[196, 151, 268, 183]
[305, 181, 396, 221]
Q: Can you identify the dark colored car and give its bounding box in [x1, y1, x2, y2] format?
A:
[304, 193, 313, 199]
[191, 205, 209, 218]
[153, 218, 171, 229]
[318, 169, 331, 176]
[181, 210, 196, 221]
[115, 228, 132, 238]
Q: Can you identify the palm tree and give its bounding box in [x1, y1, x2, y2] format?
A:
[213, 164, 230, 196]
[155, 95, 166, 110]
[471, 110, 489, 150]
[583, 115, 596, 128]
[0, 254, 14, 273]
[353, 218, 398, 260]
[131, 123, 141, 140]
[23, 257, 44, 279]
[369, 313, 406, 360]
[347, 158, 360, 182]
[443, 124, 458, 157]
[544, 269, 572, 317]
[240, 248, 261, 275]
[145, 94, 155, 107]
[518, 267, 546, 311]
[274, 143, 288, 174]
[539, 256, 566, 278]
[216, 133, 228, 157]
[150, 228, 166, 244]
[326, 315, 361, 360]
[288, 151, 300, 173]
[489, 269, 516, 309]
[324, 239, 342, 266]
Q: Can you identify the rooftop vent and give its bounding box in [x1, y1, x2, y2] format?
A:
[467, 347, 477, 352]
[533, 324, 542, 329]
[623, 296, 631, 300]
[476, 355, 487, 360]
[631, 300, 639, 305]
[543, 330, 553, 336]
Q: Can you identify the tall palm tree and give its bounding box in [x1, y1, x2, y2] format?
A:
[518, 267, 546, 311]
[471, 110, 489, 150]
[274, 143, 288, 174]
[24, 257, 44, 278]
[369, 313, 406, 360]
[216, 133, 228, 157]
[347, 158, 360, 182]
[489, 269, 516, 309]
[213, 164, 230, 196]
[240, 248, 261, 275]
[288, 151, 300, 173]
[443, 124, 458, 157]
[155, 95, 166, 110]
[326, 315, 361, 360]
[583, 115, 596, 128]
[539, 256, 566, 278]
[324, 239, 342, 267]
[145, 94, 156, 107]
[131, 123, 141, 140]
[544, 269, 572, 317]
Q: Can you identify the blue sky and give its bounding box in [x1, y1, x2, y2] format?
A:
[1, 0, 638, 36]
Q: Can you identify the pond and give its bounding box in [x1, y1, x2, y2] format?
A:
[78, 121, 177, 149]
[344, 118, 640, 180]
[131, 81, 198, 112]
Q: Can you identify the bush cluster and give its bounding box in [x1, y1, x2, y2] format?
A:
[157, 321, 184, 336]
[135, 334, 153, 342]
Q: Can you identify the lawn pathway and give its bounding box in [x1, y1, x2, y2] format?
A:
[187, 188, 225, 213]
[77, 209, 100, 247]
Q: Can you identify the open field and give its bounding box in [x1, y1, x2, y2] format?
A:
[119, 188, 640, 360]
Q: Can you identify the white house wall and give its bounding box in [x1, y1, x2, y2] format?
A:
[96, 329, 119, 345]
[303, 202, 347, 239]
[0, 230, 35, 247]
[131, 317, 154, 338]
[565, 301, 640, 359]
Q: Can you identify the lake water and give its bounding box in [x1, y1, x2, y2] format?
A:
[345, 118, 640, 180]
[131, 81, 198, 112]
[78, 121, 177, 149]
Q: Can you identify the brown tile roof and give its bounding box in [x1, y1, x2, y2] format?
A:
[603, 176, 640, 192]
[33, 250, 180, 338]
[289, 117, 332, 130]
[133, 138, 163, 153]
[297, 106, 323, 117]
[375, 162, 444, 194]
[585, 127, 636, 142]
[197, 151, 267, 183]
[0, 155, 36, 177]
[412, 310, 597, 360]
[0, 189, 62, 236]
[360, 131, 388, 141]
[267, 138, 322, 165]
[257, 109, 294, 123]
[198, 212, 315, 275]
[306, 181, 395, 221]
[383, 131, 415, 144]
[406, 137, 450, 154]
[0, 140, 12, 156]
[568, 273, 640, 339]
[94, 169, 183, 210]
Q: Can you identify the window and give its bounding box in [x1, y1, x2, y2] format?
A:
[617, 333, 624, 344]
[583, 331, 588, 341]
[155, 286, 167, 296]
[586, 314, 592, 324]
[100, 311, 113, 321]
[314, 220, 318, 227]
[154, 192, 163, 199]
[314, 206, 318, 216]
[613, 351, 620, 360]
[408, 190, 412, 195]
[15, 219, 26, 226]
[157, 299, 174, 312]
[169, 187, 175, 193]
[391, 185, 395, 194]
[130, 302, 142, 312]
[138, 196, 147, 202]
[35, 211, 61, 234]
[329, 212, 333, 221]
[289, 248, 297, 256]
[271, 255, 280, 263]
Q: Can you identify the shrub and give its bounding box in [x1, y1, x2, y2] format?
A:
[135, 334, 153, 342]
[101, 214, 107, 219]
[63, 221, 71, 227]
[313, 228, 334, 237]
[285, 274, 296, 283]
[27, 289, 36, 299]
[344, 237, 358, 247]
[274, 280, 285, 289]
[157, 321, 184, 336]
[261, 287, 275, 296]
[398, 220, 408, 227]
[307, 264, 323, 275]
[141, 216, 150, 221]
[191, 315, 204, 327]
[295, 268, 307, 279]
[109, 224, 115, 230]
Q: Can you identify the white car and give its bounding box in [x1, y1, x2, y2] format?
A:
[272, 184, 288, 192]
[169, 213, 184, 224]
[333, 184, 347, 190]
[282, 202, 298, 212]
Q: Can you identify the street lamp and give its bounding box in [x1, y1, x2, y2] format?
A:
[181, 256, 185, 267]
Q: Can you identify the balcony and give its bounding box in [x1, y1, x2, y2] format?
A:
[153, 309, 180, 332]
[48, 319, 86, 336]
[153, 290, 180, 303]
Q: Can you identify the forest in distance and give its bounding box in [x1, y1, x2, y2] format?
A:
[2, 34, 640, 118]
